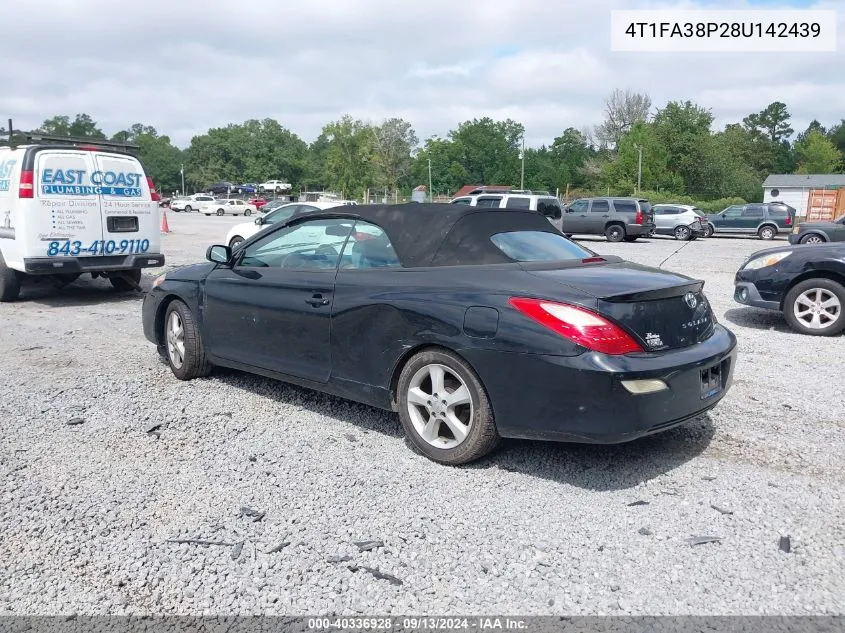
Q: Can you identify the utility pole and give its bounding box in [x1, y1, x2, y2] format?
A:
[180, 164, 185, 196]
[520, 136, 525, 190]
[428, 158, 433, 202]
[634, 144, 643, 193]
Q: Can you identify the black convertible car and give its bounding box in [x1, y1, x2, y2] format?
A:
[143, 203, 737, 464]
[734, 242, 845, 336]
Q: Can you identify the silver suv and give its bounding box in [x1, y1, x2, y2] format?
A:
[449, 190, 563, 231]
[652, 204, 707, 240]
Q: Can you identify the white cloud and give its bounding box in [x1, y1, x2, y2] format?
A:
[1, 0, 842, 147]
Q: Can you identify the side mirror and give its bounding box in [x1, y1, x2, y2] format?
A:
[254, 216, 264, 226]
[206, 244, 232, 264]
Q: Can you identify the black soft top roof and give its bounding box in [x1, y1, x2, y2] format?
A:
[287, 202, 563, 267]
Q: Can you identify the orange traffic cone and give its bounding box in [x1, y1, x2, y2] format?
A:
[160, 209, 170, 234]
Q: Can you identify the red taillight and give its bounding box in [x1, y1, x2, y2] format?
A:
[147, 176, 161, 202]
[508, 297, 643, 355]
[78, 145, 101, 151]
[786, 215, 792, 226]
[581, 257, 606, 263]
[635, 209, 644, 224]
[19, 170, 34, 198]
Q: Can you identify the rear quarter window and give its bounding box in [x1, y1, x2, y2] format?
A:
[768, 207, 789, 217]
[491, 231, 593, 262]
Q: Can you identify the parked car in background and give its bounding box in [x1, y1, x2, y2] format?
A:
[237, 183, 258, 194]
[448, 190, 563, 231]
[652, 204, 706, 240]
[171, 194, 216, 212]
[734, 242, 845, 336]
[788, 215, 845, 245]
[560, 197, 656, 242]
[249, 197, 269, 210]
[257, 199, 289, 214]
[705, 202, 795, 240]
[200, 198, 258, 217]
[206, 182, 238, 195]
[225, 201, 343, 248]
[259, 180, 292, 193]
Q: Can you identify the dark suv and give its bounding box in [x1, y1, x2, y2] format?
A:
[705, 202, 795, 240]
[560, 197, 656, 242]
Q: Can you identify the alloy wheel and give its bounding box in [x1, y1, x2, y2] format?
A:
[406, 363, 473, 449]
[803, 235, 824, 244]
[166, 310, 185, 369]
[675, 226, 691, 240]
[793, 288, 841, 331]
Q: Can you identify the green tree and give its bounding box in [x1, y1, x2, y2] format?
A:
[37, 114, 106, 139]
[409, 136, 468, 197]
[595, 89, 652, 148]
[827, 120, 845, 163]
[370, 118, 418, 192]
[449, 117, 524, 185]
[550, 128, 594, 189]
[322, 115, 376, 198]
[651, 100, 714, 196]
[743, 102, 794, 143]
[601, 121, 681, 194]
[794, 130, 841, 174]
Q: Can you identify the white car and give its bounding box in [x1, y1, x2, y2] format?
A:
[201, 198, 258, 217]
[171, 194, 215, 212]
[259, 180, 292, 193]
[652, 204, 707, 240]
[225, 201, 342, 248]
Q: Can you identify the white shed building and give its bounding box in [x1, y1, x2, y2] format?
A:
[763, 174, 845, 219]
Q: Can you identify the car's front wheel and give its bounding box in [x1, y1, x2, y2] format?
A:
[216, 208, 225, 216]
[244, 209, 252, 217]
[674, 225, 692, 240]
[397, 349, 498, 465]
[229, 236, 244, 249]
[163, 300, 212, 380]
[783, 279, 845, 336]
[703, 223, 715, 238]
[800, 233, 826, 245]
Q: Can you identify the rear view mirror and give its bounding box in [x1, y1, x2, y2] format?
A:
[254, 216, 264, 226]
[325, 224, 353, 236]
[206, 244, 232, 264]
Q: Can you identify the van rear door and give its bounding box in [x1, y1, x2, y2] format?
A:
[33, 150, 103, 258]
[93, 152, 160, 257]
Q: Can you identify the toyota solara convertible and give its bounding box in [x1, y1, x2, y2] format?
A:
[142, 203, 737, 464]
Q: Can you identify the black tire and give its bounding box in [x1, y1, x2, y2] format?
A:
[397, 349, 498, 465]
[674, 225, 692, 241]
[623, 236, 638, 242]
[216, 208, 225, 216]
[184, 205, 193, 213]
[703, 223, 714, 238]
[162, 299, 212, 380]
[758, 224, 777, 240]
[605, 224, 626, 243]
[244, 209, 252, 217]
[783, 278, 845, 336]
[229, 236, 244, 249]
[109, 269, 142, 292]
[800, 233, 826, 245]
[0, 253, 21, 302]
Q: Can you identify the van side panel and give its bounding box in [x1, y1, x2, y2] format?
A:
[93, 153, 161, 257]
[0, 148, 29, 269]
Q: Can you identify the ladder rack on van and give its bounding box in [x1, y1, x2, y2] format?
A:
[2, 119, 139, 153]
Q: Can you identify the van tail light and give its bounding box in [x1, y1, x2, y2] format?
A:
[785, 215, 792, 226]
[19, 170, 34, 198]
[147, 176, 161, 202]
[508, 297, 643, 355]
[635, 209, 644, 224]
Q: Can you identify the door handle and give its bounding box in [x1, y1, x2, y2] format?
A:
[305, 294, 330, 307]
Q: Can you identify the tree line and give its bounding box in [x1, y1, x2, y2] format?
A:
[2, 90, 844, 210]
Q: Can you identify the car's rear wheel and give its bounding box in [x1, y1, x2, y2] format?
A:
[783, 279, 845, 336]
[605, 224, 626, 243]
[0, 254, 21, 302]
[244, 209, 252, 217]
[229, 236, 244, 249]
[674, 225, 691, 240]
[184, 205, 193, 213]
[109, 269, 142, 292]
[216, 208, 225, 216]
[163, 300, 212, 380]
[800, 233, 825, 245]
[758, 225, 777, 240]
[703, 223, 714, 238]
[397, 349, 498, 465]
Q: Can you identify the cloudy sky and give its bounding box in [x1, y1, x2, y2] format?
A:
[1, 0, 842, 148]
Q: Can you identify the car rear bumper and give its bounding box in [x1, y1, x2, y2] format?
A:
[23, 254, 165, 275]
[460, 324, 737, 443]
[626, 223, 655, 237]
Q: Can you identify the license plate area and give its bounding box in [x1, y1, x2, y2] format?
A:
[700, 361, 724, 400]
[107, 216, 139, 232]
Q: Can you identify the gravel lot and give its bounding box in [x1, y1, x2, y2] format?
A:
[1, 212, 842, 616]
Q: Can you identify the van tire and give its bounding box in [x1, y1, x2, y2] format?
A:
[110, 269, 142, 292]
[0, 255, 21, 302]
[163, 300, 212, 380]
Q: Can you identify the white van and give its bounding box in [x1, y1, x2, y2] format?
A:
[0, 134, 165, 301]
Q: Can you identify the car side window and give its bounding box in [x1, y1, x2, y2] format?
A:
[339, 221, 401, 269]
[568, 200, 589, 213]
[238, 219, 353, 269]
[476, 196, 502, 208]
[612, 200, 637, 214]
[723, 206, 743, 218]
[505, 196, 531, 210]
[451, 198, 472, 205]
[742, 205, 764, 218]
[590, 200, 610, 213]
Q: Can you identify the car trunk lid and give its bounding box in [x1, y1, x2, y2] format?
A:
[525, 262, 716, 351]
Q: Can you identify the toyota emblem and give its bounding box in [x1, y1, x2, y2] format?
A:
[684, 292, 698, 309]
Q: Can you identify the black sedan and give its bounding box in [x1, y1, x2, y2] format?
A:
[788, 215, 845, 245]
[734, 242, 845, 336]
[142, 203, 737, 465]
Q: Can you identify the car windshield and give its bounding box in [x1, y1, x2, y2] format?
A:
[490, 231, 594, 262]
[264, 205, 298, 224]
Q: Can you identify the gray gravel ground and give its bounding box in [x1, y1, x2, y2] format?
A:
[1, 212, 843, 615]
